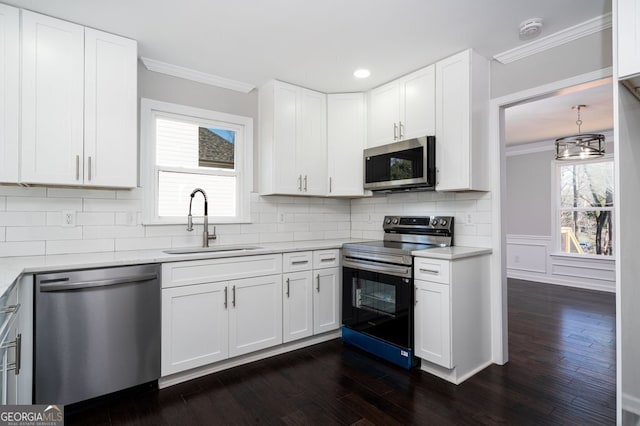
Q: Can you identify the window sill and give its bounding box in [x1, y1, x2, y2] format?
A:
[550, 252, 616, 263]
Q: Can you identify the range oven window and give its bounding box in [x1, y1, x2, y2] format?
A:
[354, 279, 397, 316]
[342, 267, 413, 349]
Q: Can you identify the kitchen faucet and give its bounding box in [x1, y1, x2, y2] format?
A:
[187, 188, 217, 247]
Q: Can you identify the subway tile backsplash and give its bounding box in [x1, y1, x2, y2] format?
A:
[0, 185, 492, 257]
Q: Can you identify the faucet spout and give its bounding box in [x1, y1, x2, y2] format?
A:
[186, 188, 217, 247]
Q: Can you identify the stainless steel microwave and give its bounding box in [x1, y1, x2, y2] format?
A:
[363, 136, 436, 192]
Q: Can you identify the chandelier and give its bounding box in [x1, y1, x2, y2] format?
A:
[555, 105, 605, 160]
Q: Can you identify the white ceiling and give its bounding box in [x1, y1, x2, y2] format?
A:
[6, 0, 614, 146]
[6, 0, 611, 93]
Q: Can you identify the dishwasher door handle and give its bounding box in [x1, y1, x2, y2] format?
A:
[39, 273, 158, 292]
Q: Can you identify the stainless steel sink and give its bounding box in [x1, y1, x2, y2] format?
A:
[163, 245, 263, 255]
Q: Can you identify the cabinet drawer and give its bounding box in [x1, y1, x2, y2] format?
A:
[162, 254, 283, 288]
[283, 251, 313, 273]
[313, 249, 340, 269]
[414, 258, 450, 284]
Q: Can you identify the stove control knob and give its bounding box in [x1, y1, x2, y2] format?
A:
[392, 218, 399, 225]
[385, 218, 391, 225]
[439, 219, 447, 226]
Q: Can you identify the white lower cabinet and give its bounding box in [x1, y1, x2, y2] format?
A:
[229, 275, 283, 357]
[413, 254, 490, 384]
[283, 271, 314, 343]
[313, 267, 341, 334]
[161, 255, 283, 376]
[161, 281, 229, 375]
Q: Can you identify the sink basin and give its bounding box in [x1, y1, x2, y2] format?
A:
[164, 245, 263, 255]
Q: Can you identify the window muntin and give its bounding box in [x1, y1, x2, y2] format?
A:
[556, 158, 614, 256]
[141, 99, 252, 224]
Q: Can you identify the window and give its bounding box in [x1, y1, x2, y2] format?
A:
[141, 99, 253, 224]
[555, 156, 614, 256]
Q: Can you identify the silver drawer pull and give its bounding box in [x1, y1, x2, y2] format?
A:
[291, 260, 309, 265]
[419, 268, 440, 274]
[320, 257, 336, 262]
[0, 334, 21, 375]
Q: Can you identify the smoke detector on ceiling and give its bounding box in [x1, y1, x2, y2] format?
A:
[519, 18, 543, 41]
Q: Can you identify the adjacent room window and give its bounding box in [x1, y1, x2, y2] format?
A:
[141, 99, 253, 224]
[555, 156, 614, 256]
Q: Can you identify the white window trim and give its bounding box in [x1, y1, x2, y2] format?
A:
[550, 153, 615, 259]
[140, 98, 253, 225]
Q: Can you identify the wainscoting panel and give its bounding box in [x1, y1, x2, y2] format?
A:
[507, 234, 615, 293]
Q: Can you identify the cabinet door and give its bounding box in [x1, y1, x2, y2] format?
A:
[84, 28, 137, 187]
[618, 0, 640, 78]
[313, 267, 340, 334]
[161, 282, 229, 376]
[414, 280, 452, 368]
[435, 50, 471, 191]
[327, 93, 366, 196]
[368, 81, 401, 147]
[298, 88, 327, 195]
[229, 274, 282, 357]
[283, 271, 313, 343]
[273, 82, 300, 194]
[401, 65, 435, 140]
[21, 11, 85, 185]
[0, 4, 19, 183]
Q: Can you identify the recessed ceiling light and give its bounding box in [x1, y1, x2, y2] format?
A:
[354, 69, 371, 79]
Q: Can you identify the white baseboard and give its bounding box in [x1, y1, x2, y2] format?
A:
[507, 270, 615, 293]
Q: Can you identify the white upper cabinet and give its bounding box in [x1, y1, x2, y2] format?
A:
[327, 93, 367, 196]
[260, 80, 327, 196]
[618, 0, 640, 79]
[21, 11, 85, 186]
[435, 49, 489, 191]
[367, 65, 435, 148]
[0, 4, 19, 183]
[20, 10, 137, 187]
[84, 28, 137, 187]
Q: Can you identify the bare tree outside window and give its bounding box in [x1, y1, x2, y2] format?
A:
[559, 160, 614, 256]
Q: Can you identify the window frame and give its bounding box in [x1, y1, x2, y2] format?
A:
[140, 98, 253, 225]
[551, 153, 614, 259]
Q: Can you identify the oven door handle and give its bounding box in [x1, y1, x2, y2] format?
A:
[343, 257, 411, 278]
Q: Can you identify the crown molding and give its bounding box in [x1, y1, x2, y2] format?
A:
[494, 13, 612, 64]
[140, 57, 255, 94]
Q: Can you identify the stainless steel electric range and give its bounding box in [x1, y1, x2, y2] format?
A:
[341, 215, 454, 369]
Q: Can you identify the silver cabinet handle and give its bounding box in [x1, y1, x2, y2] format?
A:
[316, 274, 320, 292]
[232, 285, 236, 307]
[39, 273, 157, 292]
[291, 260, 309, 265]
[399, 121, 404, 139]
[286, 278, 290, 298]
[1, 334, 21, 375]
[0, 305, 19, 315]
[419, 268, 440, 274]
[329, 177, 332, 193]
[224, 286, 228, 309]
[298, 175, 302, 191]
[88, 156, 92, 181]
[304, 175, 308, 192]
[393, 122, 398, 140]
[320, 257, 336, 263]
[75, 155, 80, 180]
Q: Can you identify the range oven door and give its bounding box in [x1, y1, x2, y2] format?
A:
[342, 266, 414, 350]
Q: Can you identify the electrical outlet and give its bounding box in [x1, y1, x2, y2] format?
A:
[62, 210, 76, 227]
[277, 213, 286, 224]
[514, 255, 520, 264]
[466, 214, 473, 225]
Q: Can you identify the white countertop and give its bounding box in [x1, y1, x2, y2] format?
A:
[0, 239, 363, 297]
[412, 246, 492, 260]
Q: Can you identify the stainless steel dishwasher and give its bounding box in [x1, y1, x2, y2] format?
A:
[34, 264, 160, 405]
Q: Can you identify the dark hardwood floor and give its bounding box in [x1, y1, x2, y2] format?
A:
[66, 278, 616, 425]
